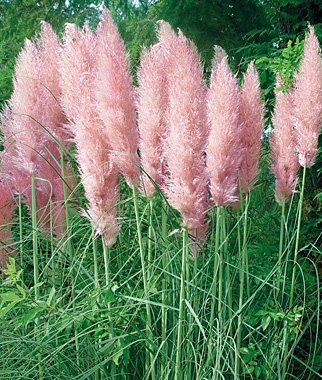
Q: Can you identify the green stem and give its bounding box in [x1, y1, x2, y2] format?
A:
[236, 195, 249, 375]
[92, 234, 101, 380]
[103, 239, 110, 287]
[31, 176, 39, 302]
[174, 227, 188, 380]
[161, 203, 168, 378]
[218, 208, 224, 318]
[234, 214, 242, 378]
[207, 206, 221, 366]
[132, 184, 155, 380]
[103, 240, 116, 378]
[31, 176, 43, 380]
[276, 200, 285, 301]
[282, 165, 307, 380]
[289, 165, 306, 308]
[92, 234, 99, 290]
[244, 195, 250, 299]
[146, 198, 154, 376]
[223, 211, 232, 323]
[49, 198, 55, 286]
[60, 151, 80, 367]
[223, 209, 233, 350]
[18, 192, 24, 281]
[209, 207, 221, 326]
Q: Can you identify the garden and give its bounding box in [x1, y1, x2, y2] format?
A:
[0, 1, 321, 379]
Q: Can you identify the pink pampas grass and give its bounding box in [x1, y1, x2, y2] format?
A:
[60, 23, 119, 246]
[95, 9, 139, 186]
[9, 38, 43, 175]
[207, 54, 242, 206]
[137, 35, 168, 198]
[239, 62, 263, 193]
[293, 25, 322, 168]
[37, 21, 70, 146]
[163, 26, 209, 241]
[0, 179, 15, 267]
[3, 26, 74, 237]
[271, 77, 299, 203]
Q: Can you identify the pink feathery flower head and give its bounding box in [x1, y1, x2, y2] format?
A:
[271, 76, 299, 203]
[95, 8, 139, 186]
[60, 22, 119, 246]
[239, 61, 263, 193]
[36, 21, 70, 145]
[207, 53, 242, 206]
[293, 25, 322, 168]
[163, 25, 209, 243]
[4, 25, 74, 237]
[0, 178, 15, 268]
[137, 33, 168, 198]
[9, 38, 44, 175]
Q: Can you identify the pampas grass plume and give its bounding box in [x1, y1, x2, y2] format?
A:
[293, 25, 322, 168]
[60, 22, 119, 246]
[95, 9, 139, 186]
[163, 25, 209, 242]
[207, 54, 242, 206]
[137, 36, 168, 198]
[239, 61, 263, 193]
[271, 76, 299, 203]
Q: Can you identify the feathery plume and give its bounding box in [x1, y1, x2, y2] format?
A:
[0, 179, 15, 267]
[293, 25, 322, 168]
[137, 36, 168, 197]
[3, 26, 74, 237]
[36, 21, 70, 145]
[95, 9, 139, 186]
[9, 38, 43, 175]
[271, 77, 299, 203]
[163, 26, 209, 243]
[60, 23, 119, 246]
[207, 55, 242, 206]
[239, 62, 263, 193]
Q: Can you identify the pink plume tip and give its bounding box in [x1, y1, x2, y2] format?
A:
[137, 38, 168, 198]
[95, 9, 139, 186]
[207, 55, 242, 206]
[271, 77, 299, 203]
[293, 25, 322, 168]
[239, 61, 263, 193]
[60, 21, 119, 246]
[163, 27, 209, 245]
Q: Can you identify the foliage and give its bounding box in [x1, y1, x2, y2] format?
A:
[0, 1, 321, 378]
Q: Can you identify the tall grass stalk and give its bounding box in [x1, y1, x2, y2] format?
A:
[92, 234, 99, 290]
[18, 192, 24, 280]
[223, 209, 234, 370]
[161, 203, 168, 378]
[132, 184, 155, 380]
[282, 165, 307, 380]
[207, 206, 221, 366]
[92, 234, 101, 380]
[244, 195, 250, 299]
[276, 200, 286, 300]
[174, 226, 188, 380]
[236, 194, 249, 375]
[102, 240, 117, 377]
[147, 198, 154, 376]
[31, 175, 43, 380]
[60, 151, 80, 366]
[289, 165, 306, 307]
